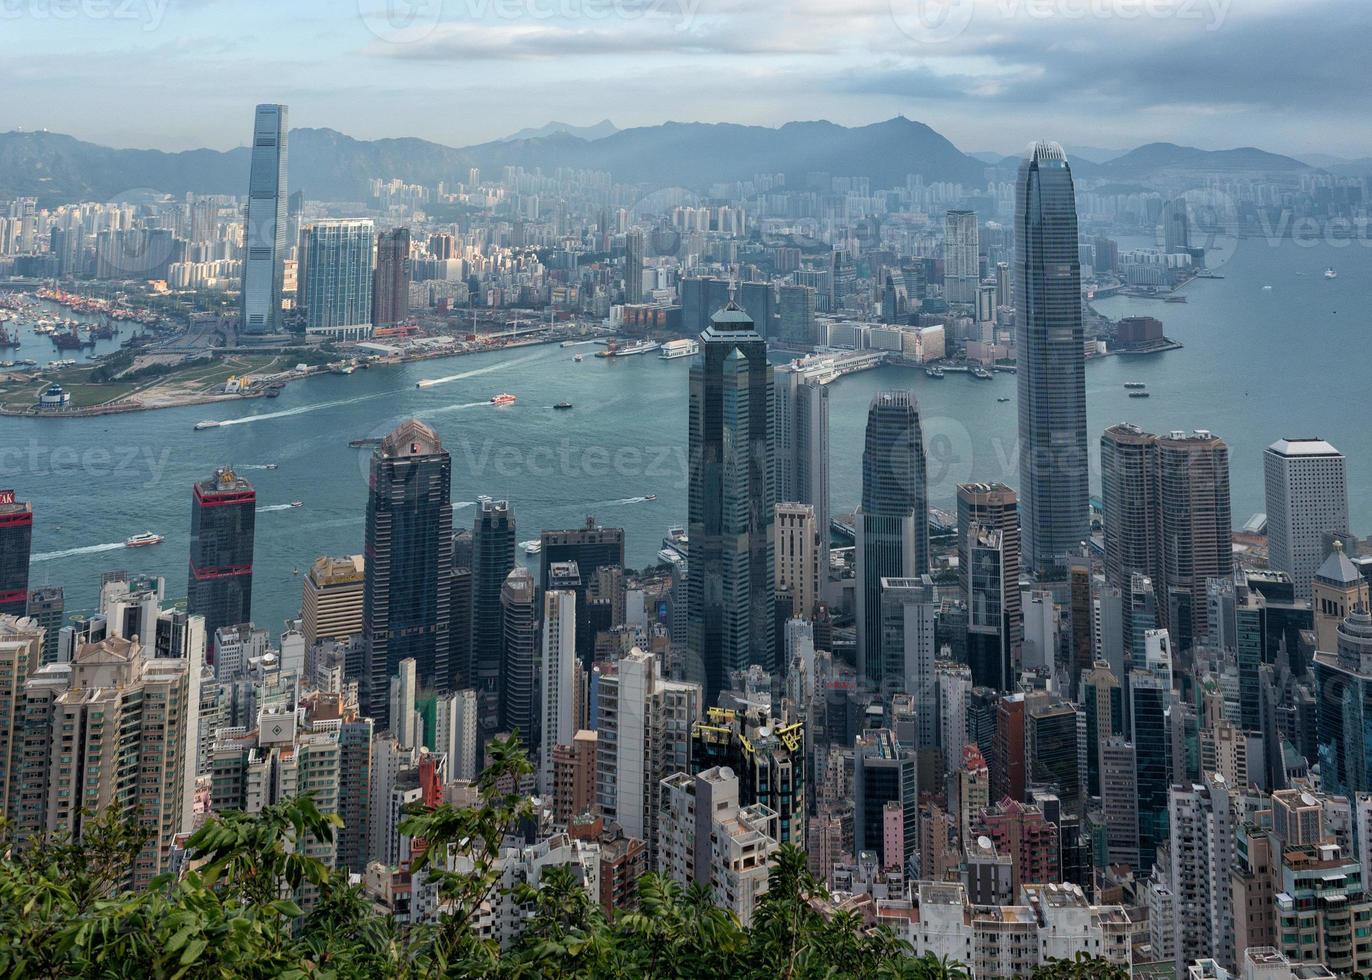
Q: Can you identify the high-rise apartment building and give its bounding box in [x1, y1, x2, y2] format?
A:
[943, 209, 979, 304]
[301, 555, 365, 649]
[1015, 142, 1088, 574]
[855, 391, 928, 686]
[1264, 438, 1348, 599]
[540, 589, 579, 793]
[301, 219, 375, 340]
[362, 420, 453, 725]
[1168, 773, 1237, 973]
[689, 706, 806, 847]
[0, 491, 32, 617]
[371, 227, 410, 327]
[187, 467, 255, 659]
[240, 104, 288, 334]
[687, 302, 775, 705]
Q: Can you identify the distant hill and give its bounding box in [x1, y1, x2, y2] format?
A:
[499, 120, 618, 142]
[1100, 142, 1312, 175]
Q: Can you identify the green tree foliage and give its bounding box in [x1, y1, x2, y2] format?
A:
[0, 735, 982, 978]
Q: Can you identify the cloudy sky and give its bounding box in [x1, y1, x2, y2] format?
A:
[2, 0, 1366, 159]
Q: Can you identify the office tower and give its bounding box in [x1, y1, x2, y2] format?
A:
[1157, 429, 1232, 643]
[658, 767, 779, 928]
[1099, 737, 1139, 868]
[971, 798, 1060, 894]
[240, 104, 288, 334]
[21, 635, 194, 886]
[388, 657, 420, 748]
[1080, 661, 1123, 797]
[595, 648, 700, 852]
[540, 589, 579, 792]
[1027, 698, 1083, 818]
[992, 693, 1027, 803]
[623, 229, 644, 303]
[1265, 438, 1348, 600]
[450, 556, 473, 688]
[1131, 648, 1173, 869]
[187, 467, 255, 659]
[1315, 603, 1372, 794]
[679, 275, 733, 335]
[777, 283, 816, 346]
[1101, 422, 1159, 595]
[1161, 198, 1189, 253]
[1015, 142, 1088, 575]
[687, 301, 775, 706]
[775, 502, 819, 619]
[24, 587, 62, 665]
[499, 567, 537, 743]
[1168, 773, 1237, 973]
[285, 189, 303, 257]
[855, 391, 928, 686]
[1069, 560, 1093, 680]
[301, 219, 375, 340]
[1022, 591, 1057, 673]
[943, 209, 979, 304]
[301, 555, 365, 649]
[362, 420, 453, 726]
[690, 706, 806, 847]
[956, 483, 1021, 654]
[0, 491, 32, 617]
[434, 687, 478, 782]
[371, 227, 410, 327]
[967, 525, 1011, 691]
[539, 521, 623, 667]
[774, 365, 831, 579]
[1313, 542, 1369, 654]
[472, 498, 516, 731]
[878, 577, 937, 742]
[854, 729, 917, 870]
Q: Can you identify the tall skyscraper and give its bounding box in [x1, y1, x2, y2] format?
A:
[956, 483, 1021, 654]
[943, 209, 979, 304]
[24, 586, 62, 665]
[1157, 429, 1231, 644]
[371, 227, 411, 327]
[1101, 423, 1159, 594]
[774, 365, 830, 580]
[774, 502, 819, 619]
[878, 576, 938, 742]
[240, 103, 288, 335]
[1015, 142, 1088, 575]
[854, 729, 917, 868]
[472, 498, 516, 733]
[499, 566, 538, 742]
[0, 490, 32, 617]
[687, 301, 775, 706]
[362, 420, 453, 726]
[538, 520, 624, 668]
[855, 391, 928, 686]
[186, 468, 255, 660]
[967, 525, 1012, 692]
[624, 229, 644, 303]
[302, 219, 375, 340]
[777, 283, 817, 346]
[540, 589, 579, 792]
[1264, 437, 1348, 599]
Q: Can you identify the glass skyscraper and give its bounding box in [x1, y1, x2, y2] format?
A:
[362, 420, 453, 726]
[1015, 141, 1088, 575]
[687, 300, 775, 707]
[186, 468, 255, 659]
[240, 103, 287, 335]
[302, 219, 375, 340]
[854, 391, 927, 686]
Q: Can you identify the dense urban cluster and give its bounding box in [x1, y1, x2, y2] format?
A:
[1, 102, 1370, 980]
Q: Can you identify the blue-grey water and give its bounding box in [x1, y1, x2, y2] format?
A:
[2, 237, 1367, 630]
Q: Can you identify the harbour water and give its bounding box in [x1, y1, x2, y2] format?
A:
[2, 237, 1366, 629]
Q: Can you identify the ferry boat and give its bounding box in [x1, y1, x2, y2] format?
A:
[1123, 382, 1146, 389]
[1128, 391, 1151, 399]
[596, 339, 661, 358]
[1325, 268, 1338, 279]
[971, 366, 994, 380]
[125, 531, 164, 548]
[553, 401, 573, 410]
[416, 378, 439, 388]
[520, 540, 542, 555]
[925, 366, 945, 379]
[490, 392, 517, 406]
[997, 396, 1010, 403]
[290, 500, 303, 508]
[644, 494, 657, 501]
[574, 353, 583, 362]
[659, 339, 699, 359]
[194, 420, 221, 430]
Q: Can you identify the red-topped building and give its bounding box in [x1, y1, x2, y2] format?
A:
[187, 467, 255, 660]
[0, 490, 33, 617]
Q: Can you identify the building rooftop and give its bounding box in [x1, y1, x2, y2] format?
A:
[1315, 541, 1362, 585]
[1268, 437, 1342, 458]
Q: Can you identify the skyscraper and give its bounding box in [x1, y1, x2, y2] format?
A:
[943, 209, 979, 305]
[0, 490, 32, 617]
[472, 498, 515, 734]
[687, 301, 775, 706]
[371, 227, 411, 327]
[956, 483, 1020, 654]
[624, 229, 644, 304]
[540, 588, 578, 792]
[362, 420, 453, 726]
[774, 364, 830, 580]
[855, 391, 928, 686]
[967, 525, 1012, 691]
[1264, 437, 1348, 599]
[240, 103, 288, 335]
[1015, 142, 1088, 575]
[1157, 429, 1231, 644]
[777, 283, 817, 346]
[499, 566, 538, 742]
[186, 468, 255, 659]
[302, 220, 375, 340]
[1101, 423, 1159, 594]
[774, 502, 819, 620]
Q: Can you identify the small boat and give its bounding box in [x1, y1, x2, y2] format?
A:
[925, 366, 944, 379]
[291, 568, 300, 576]
[574, 353, 583, 362]
[263, 463, 279, 470]
[1325, 268, 1338, 279]
[520, 540, 542, 555]
[1128, 391, 1151, 399]
[289, 501, 303, 508]
[194, 420, 221, 430]
[996, 396, 1010, 403]
[644, 494, 657, 501]
[416, 379, 439, 388]
[125, 531, 164, 548]
[971, 366, 993, 380]
[1262, 285, 1273, 291]
[553, 401, 573, 410]
[1123, 382, 1146, 389]
[491, 393, 517, 406]
[349, 437, 382, 448]
[331, 364, 355, 375]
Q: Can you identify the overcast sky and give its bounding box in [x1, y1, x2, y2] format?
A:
[2, 0, 1366, 159]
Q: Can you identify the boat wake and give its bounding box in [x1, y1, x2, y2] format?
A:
[414, 352, 544, 390]
[32, 541, 126, 562]
[257, 503, 296, 513]
[424, 400, 489, 416]
[597, 496, 649, 507]
[237, 464, 279, 470]
[453, 500, 477, 509]
[215, 390, 392, 427]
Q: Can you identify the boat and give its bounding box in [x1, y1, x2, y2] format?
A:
[553, 401, 573, 410]
[331, 364, 355, 375]
[1123, 382, 1146, 389]
[971, 366, 994, 380]
[263, 463, 279, 470]
[194, 420, 221, 430]
[644, 494, 657, 501]
[289, 500, 303, 508]
[1325, 268, 1338, 279]
[520, 539, 542, 555]
[125, 531, 164, 548]
[659, 339, 699, 359]
[1262, 285, 1273, 291]
[1128, 391, 1151, 399]
[349, 437, 382, 448]
[996, 396, 1010, 403]
[416, 379, 440, 388]
[597, 339, 662, 358]
[925, 366, 944, 379]
[574, 353, 583, 362]
[490, 393, 517, 406]
[0, 325, 19, 348]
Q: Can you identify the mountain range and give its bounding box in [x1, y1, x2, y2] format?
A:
[0, 117, 1327, 206]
